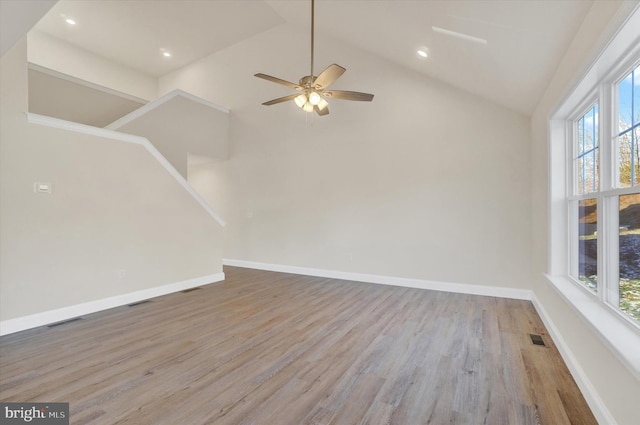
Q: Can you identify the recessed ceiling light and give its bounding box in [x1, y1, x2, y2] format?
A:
[416, 46, 429, 59]
[65, 18, 76, 25]
[162, 51, 171, 57]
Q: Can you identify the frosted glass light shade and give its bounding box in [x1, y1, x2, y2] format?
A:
[294, 94, 307, 108]
[302, 102, 314, 113]
[317, 98, 329, 111]
[308, 91, 321, 105]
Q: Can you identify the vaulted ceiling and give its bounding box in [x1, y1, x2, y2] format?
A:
[30, 0, 594, 116]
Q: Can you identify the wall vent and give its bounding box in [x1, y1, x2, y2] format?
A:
[47, 317, 82, 328]
[529, 334, 546, 347]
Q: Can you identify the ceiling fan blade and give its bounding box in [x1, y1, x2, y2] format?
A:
[262, 94, 300, 106]
[313, 64, 346, 90]
[323, 90, 374, 102]
[255, 73, 302, 90]
[315, 105, 330, 116]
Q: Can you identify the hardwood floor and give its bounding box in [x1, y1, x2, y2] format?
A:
[1, 266, 597, 425]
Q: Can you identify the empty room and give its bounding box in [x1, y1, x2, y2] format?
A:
[1, 0, 639, 424]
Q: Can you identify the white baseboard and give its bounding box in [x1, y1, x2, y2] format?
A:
[222, 258, 532, 300]
[530, 293, 616, 425]
[0, 272, 225, 336]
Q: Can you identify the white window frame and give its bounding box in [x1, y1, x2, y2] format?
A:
[547, 6, 640, 381]
[568, 72, 640, 318]
[568, 100, 599, 293]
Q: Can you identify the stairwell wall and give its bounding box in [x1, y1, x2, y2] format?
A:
[0, 38, 223, 326]
[27, 30, 157, 102]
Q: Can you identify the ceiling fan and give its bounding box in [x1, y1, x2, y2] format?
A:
[255, 0, 374, 116]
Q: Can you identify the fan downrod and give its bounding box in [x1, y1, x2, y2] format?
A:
[299, 75, 316, 87]
[254, 0, 374, 116]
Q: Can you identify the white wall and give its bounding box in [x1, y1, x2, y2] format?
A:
[28, 67, 147, 127]
[160, 23, 532, 290]
[1, 38, 223, 323]
[0, 0, 56, 57]
[108, 92, 230, 179]
[28, 30, 157, 101]
[530, 2, 640, 424]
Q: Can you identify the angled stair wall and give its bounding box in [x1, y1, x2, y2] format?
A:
[0, 39, 226, 334]
[106, 90, 230, 179]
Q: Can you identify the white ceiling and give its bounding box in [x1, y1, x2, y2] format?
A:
[31, 0, 595, 116]
[33, 0, 285, 77]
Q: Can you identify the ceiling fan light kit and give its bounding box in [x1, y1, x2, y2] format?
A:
[255, 0, 374, 117]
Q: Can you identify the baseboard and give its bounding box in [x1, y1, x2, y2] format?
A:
[0, 272, 225, 336]
[222, 259, 532, 300]
[530, 293, 617, 425]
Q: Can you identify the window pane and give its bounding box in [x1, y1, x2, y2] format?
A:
[618, 126, 640, 188]
[618, 66, 639, 188]
[635, 68, 640, 127]
[618, 70, 633, 132]
[584, 107, 595, 151]
[576, 105, 599, 194]
[576, 156, 585, 192]
[636, 127, 640, 186]
[619, 193, 640, 322]
[578, 199, 598, 291]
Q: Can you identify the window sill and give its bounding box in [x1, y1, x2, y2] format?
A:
[544, 274, 640, 381]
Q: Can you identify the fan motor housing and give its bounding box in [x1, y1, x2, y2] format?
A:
[299, 75, 316, 87]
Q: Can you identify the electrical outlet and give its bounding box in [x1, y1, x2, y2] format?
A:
[117, 269, 126, 279]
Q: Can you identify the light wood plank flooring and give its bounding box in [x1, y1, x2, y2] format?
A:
[1, 266, 597, 425]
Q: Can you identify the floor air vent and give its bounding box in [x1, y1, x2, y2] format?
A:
[529, 334, 546, 347]
[47, 317, 82, 328]
[181, 287, 201, 293]
[128, 300, 151, 307]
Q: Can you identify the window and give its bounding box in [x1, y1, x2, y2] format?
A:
[569, 65, 640, 324]
[548, 4, 640, 383]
